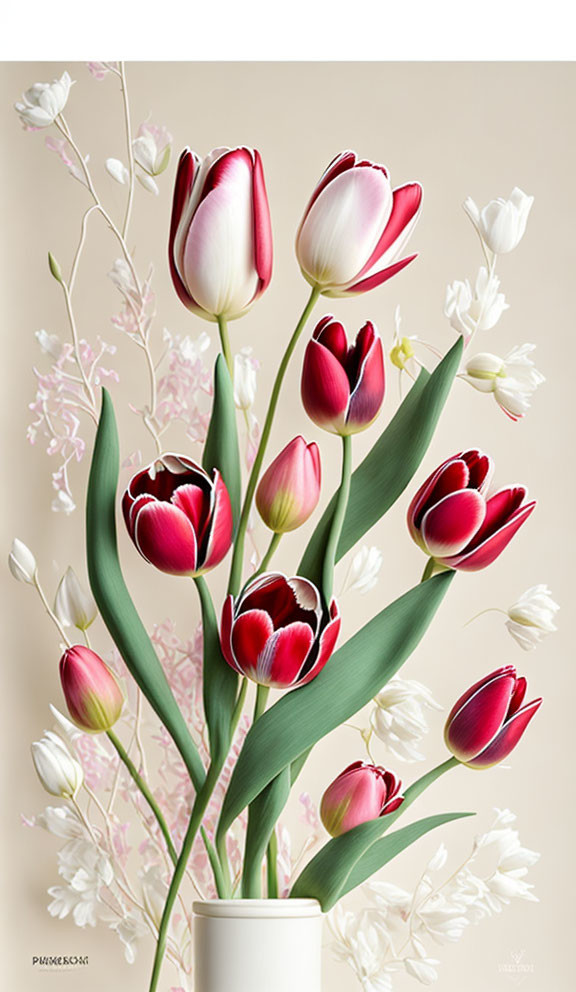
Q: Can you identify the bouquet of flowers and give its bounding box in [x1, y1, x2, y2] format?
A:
[11, 63, 553, 992]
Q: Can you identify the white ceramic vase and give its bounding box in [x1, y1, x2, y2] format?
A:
[193, 898, 323, 992]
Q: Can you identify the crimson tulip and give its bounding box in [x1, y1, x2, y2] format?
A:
[301, 316, 385, 435]
[169, 146, 273, 321]
[256, 436, 321, 533]
[220, 572, 340, 688]
[320, 762, 404, 837]
[123, 454, 233, 577]
[60, 646, 124, 733]
[445, 666, 542, 768]
[407, 448, 535, 571]
[296, 150, 422, 297]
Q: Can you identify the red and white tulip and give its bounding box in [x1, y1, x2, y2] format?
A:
[60, 646, 124, 733]
[123, 454, 233, 577]
[445, 666, 542, 768]
[220, 572, 340, 689]
[256, 436, 321, 533]
[320, 761, 404, 836]
[407, 449, 535, 571]
[169, 146, 273, 321]
[301, 316, 385, 435]
[296, 151, 422, 297]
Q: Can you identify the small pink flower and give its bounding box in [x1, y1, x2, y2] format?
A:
[407, 449, 536, 571]
[60, 646, 124, 733]
[256, 436, 321, 533]
[296, 151, 422, 297]
[320, 762, 404, 837]
[301, 316, 385, 435]
[220, 573, 340, 689]
[445, 666, 542, 768]
[122, 454, 233, 577]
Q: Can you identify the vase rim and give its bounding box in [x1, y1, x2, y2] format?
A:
[193, 898, 322, 919]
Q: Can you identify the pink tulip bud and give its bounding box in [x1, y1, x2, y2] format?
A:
[122, 454, 233, 577]
[301, 316, 385, 435]
[169, 146, 273, 321]
[320, 762, 404, 837]
[407, 448, 536, 571]
[445, 666, 542, 768]
[220, 572, 341, 689]
[60, 646, 124, 733]
[296, 150, 422, 297]
[256, 436, 321, 533]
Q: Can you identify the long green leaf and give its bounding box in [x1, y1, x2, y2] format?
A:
[194, 576, 238, 765]
[242, 768, 291, 897]
[299, 338, 463, 586]
[217, 571, 454, 838]
[86, 389, 205, 792]
[202, 354, 242, 531]
[290, 812, 473, 910]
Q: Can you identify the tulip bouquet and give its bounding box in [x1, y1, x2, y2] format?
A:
[11, 64, 551, 992]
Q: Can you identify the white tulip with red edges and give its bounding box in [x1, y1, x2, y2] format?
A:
[296, 151, 422, 297]
[169, 146, 273, 321]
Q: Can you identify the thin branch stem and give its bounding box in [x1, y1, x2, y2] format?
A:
[33, 574, 72, 646]
[118, 62, 136, 239]
[322, 433, 352, 604]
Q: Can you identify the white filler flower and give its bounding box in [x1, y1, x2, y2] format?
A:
[445, 266, 508, 343]
[464, 187, 534, 254]
[15, 72, 73, 128]
[463, 343, 545, 420]
[506, 584, 559, 650]
[370, 677, 442, 762]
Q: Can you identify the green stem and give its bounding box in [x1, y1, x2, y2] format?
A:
[402, 756, 459, 812]
[267, 828, 279, 898]
[201, 826, 227, 898]
[217, 314, 234, 381]
[148, 762, 221, 992]
[322, 433, 353, 604]
[215, 677, 249, 897]
[421, 557, 436, 582]
[228, 286, 320, 596]
[254, 531, 282, 578]
[254, 684, 270, 722]
[106, 729, 177, 865]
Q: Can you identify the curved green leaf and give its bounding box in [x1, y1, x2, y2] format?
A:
[203, 355, 242, 531]
[290, 812, 473, 910]
[217, 571, 454, 838]
[194, 575, 238, 765]
[242, 768, 291, 897]
[86, 389, 206, 792]
[299, 338, 463, 586]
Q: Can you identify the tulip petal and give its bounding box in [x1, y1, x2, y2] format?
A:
[301, 338, 350, 433]
[171, 483, 208, 533]
[355, 182, 423, 281]
[462, 449, 494, 492]
[421, 489, 486, 558]
[133, 500, 198, 575]
[443, 499, 536, 571]
[315, 318, 349, 365]
[220, 595, 238, 671]
[231, 609, 275, 675]
[301, 150, 359, 216]
[169, 148, 201, 310]
[240, 573, 319, 628]
[297, 600, 341, 686]
[340, 254, 417, 296]
[257, 621, 315, 687]
[346, 331, 385, 432]
[407, 456, 471, 541]
[445, 668, 516, 762]
[252, 149, 273, 290]
[201, 471, 233, 571]
[466, 698, 542, 768]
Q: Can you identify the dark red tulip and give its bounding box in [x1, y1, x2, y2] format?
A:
[407, 448, 535, 571]
[445, 666, 542, 768]
[301, 316, 385, 435]
[123, 454, 233, 577]
[220, 572, 340, 688]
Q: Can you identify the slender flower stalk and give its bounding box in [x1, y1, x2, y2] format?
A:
[217, 314, 234, 381]
[322, 433, 353, 603]
[253, 531, 282, 578]
[227, 286, 320, 595]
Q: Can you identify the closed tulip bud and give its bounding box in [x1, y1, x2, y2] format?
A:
[296, 151, 422, 297]
[221, 572, 340, 688]
[464, 188, 534, 255]
[445, 666, 542, 768]
[301, 316, 385, 435]
[60, 646, 124, 733]
[169, 146, 272, 321]
[54, 567, 97, 630]
[8, 538, 37, 584]
[256, 437, 321, 534]
[31, 731, 83, 798]
[122, 454, 233, 577]
[320, 761, 404, 837]
[407, 448, 535, 571]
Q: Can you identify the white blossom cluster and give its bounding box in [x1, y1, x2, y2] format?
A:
[329, 808, 539, 991]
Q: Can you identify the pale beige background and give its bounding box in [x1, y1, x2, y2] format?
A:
[1, 62, 574, 990]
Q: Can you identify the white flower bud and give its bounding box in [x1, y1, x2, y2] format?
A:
[234, 348, 258, 410]
[506, 584, 559, 650]
[8, 538, 37, 584]
[15, 72, 73, 129]
[106, 158, 129, 185]
[31, 732, 83, 798]
[465, 188, 534, 255]
[54, 567, 97, 630]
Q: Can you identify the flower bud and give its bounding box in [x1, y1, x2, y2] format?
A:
[465, 188, 534, 255]
[15, 72, 73, 129]
[256, 437, 321, 533]
[31, 731, 83, 798]
[54, 567, 97, 630]
[444, 666, 542, 768]
[320, 761, 404, 836]
[8, 538, 37, 584]
[60, 646, 124, 733]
